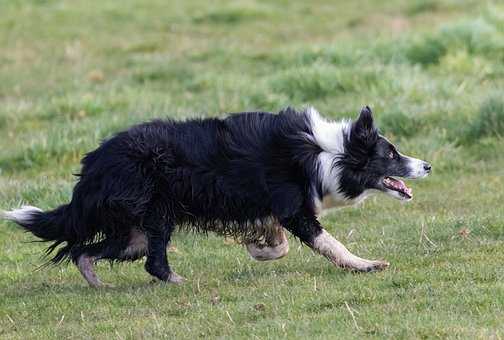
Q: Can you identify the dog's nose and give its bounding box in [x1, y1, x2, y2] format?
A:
[423, 162, 432, 173]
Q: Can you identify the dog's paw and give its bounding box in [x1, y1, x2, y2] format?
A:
[149, 272, 186, 285]
[356, 260, 390, 272]
[166, 272, 186, 284]
[338, 259, 390, 273]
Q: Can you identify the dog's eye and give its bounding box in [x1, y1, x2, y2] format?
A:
[388, 151, 395, 159]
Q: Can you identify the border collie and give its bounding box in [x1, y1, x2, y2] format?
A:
[1, 106, 431, 287]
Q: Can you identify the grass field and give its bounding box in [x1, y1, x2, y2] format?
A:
[1, 0, 504, 338]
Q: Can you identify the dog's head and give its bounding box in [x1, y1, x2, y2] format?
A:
[336, 106, 431, 201]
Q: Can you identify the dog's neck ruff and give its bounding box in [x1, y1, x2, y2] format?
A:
[307, 107, 349, 155]
[306, 107, 368, 206]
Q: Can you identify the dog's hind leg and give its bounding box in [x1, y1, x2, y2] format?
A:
[72, 228, 167, 287]
[144, 231, 185, 284]
[71, 237, 130, 287]
[76, 254, 103, 288]
[72, 242, 114, 288]
[246, 223, 289, 261]
[143, 212, 184, 284]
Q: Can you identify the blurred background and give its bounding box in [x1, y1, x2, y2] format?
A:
[1, 1, 504, 338]
[1, 0, 503, 179]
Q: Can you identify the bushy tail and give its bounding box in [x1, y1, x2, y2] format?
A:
[1, 205, 76, 263]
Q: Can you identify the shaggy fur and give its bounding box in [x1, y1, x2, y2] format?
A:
[2, 106, 431, 287]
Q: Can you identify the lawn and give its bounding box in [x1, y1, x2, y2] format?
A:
[1, 0, 504, 338]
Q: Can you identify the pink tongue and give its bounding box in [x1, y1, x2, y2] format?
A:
[397, 179, 412, 196]
[385, 178, 412, 196]
[395, 179, 406, 190]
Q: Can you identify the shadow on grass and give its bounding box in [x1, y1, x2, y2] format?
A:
[0, 280, 193, 303]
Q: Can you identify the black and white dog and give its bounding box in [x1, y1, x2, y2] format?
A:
[2, 106, 431, 287]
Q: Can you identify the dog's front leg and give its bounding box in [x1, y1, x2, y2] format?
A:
[312, 229, 389, 272]
[246, 223, 289, 261]
[280, 211, 389, 272]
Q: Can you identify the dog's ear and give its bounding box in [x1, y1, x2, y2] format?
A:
[354, 106, 374, 131]
[351, 106, 378, 147]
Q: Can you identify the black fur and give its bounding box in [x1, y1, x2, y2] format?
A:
[14, 109, 324, 267]
[4, 106, 430, 282]
[336, 106, 425, 198]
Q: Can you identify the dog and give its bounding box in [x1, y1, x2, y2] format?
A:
[1, 106, 431, 287]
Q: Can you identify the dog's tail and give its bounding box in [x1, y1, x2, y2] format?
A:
[1, 204, 77, 263]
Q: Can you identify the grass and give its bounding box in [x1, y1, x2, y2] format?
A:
[1, 0, 504, 338]
[460, 94, 504, 143]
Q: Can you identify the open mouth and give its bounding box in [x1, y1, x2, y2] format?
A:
[383, 177, 412, 199]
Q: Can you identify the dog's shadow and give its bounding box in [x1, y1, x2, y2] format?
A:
[1, 275, 179, 300]
[4, 262, 357, 298]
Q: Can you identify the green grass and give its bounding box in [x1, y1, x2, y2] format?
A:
[1, 0, 504, 338]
